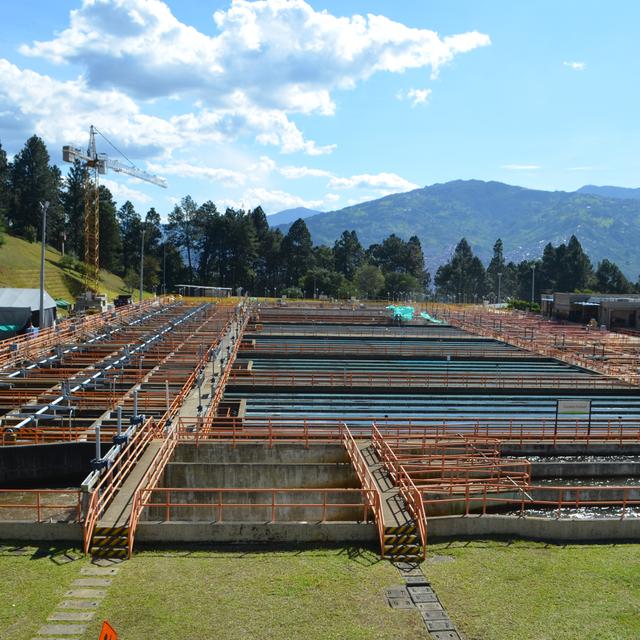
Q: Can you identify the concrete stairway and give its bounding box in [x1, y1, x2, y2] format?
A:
[356, 441, 424, 562]
[91, 440, 163, 558]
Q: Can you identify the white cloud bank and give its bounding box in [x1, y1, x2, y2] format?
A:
[563, 61, 586, 71]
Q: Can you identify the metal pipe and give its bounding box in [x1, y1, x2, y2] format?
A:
[117, 405, 122, 436]
[39, 201, 49, 329]
[95, 424, 101, 461]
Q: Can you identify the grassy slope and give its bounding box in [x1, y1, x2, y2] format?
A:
[0, 546, 84, 640]
[0, 547, 424, 640]
[427, 540, 640, 640]
[0, 234, 146, 303]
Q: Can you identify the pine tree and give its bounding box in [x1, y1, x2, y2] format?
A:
[9, 135, 59, 240]
[62, 160, 87, 258]
[281, 218, 314, 286]
[98, 185, 123, 274]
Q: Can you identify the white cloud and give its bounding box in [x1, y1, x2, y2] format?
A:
[279, 165, 333, 179]
[0, 59, 330, 157]
[21, 0, 489, 115]
[329, 172, 419, 191]
[222, 187, 326, 213]
[101, 177, 151, 204]
[324, 193, 341, 202]
[397, 87, 432, 107]
[563, 61, 586, 71]
[501, 164, 540, 171]
[567, 165, 593, 171]
[146, 161, 246, 187]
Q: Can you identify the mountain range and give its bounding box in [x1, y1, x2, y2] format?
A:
[271, 180, 640, 278]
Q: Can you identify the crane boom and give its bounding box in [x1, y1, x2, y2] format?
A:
[62, 126, 167, 295]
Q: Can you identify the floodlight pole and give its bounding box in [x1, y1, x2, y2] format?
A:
[139, 229, 145, 304]
[39, 201, 49, 328]
[531, 265, 536, 304]
[497, 272, 502, 305]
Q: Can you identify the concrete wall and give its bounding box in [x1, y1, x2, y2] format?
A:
[531, 461, 640, 478]
[136, 521, 376, 543]
[162, 462, 358, 489]
[502, 443, 640, 456]
[0, 522, 81, 542]
[0, 442, 94, 487]
[173, 443, 348, 464]
[144, 488, 366, 523]
[428, 514, 640, 542]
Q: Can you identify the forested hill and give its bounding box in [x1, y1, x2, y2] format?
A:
[276, 180, 640, 278]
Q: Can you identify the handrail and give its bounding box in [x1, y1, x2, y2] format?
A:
[136, 487, 367, 523]
[371, 424, 427, 559]
[341, 423, 386, 556]
[0, 489, 82, 523]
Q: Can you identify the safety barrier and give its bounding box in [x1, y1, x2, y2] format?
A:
[422, 482, 640, 518]
[341, 424, 386, 556]
[371, 425, 427, 559]
[0, 489, 82, 523]
[135, 487, 368, 523]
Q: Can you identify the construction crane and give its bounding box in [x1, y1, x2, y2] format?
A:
[62, 125, 167, 303]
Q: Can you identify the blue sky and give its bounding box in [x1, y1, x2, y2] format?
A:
[1, 0, 639, 217]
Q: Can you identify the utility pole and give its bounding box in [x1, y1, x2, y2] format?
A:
[139, 228, 145, 304]
[531, 265, 536, 305]
[162, 242, 167, 296]
[39, 201, 49, 328]
[497, 272, 502, 305]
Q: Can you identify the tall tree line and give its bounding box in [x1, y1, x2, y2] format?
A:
[1, 134, 638, 299]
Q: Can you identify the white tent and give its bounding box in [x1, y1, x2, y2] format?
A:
[0, 288, 57, 333]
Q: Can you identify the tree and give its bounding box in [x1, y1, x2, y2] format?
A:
[434, 238, 487, 301]
[367, 233, 429, 289]
[168, 195, 198, 282]
[117, 201, 142, 274]
[9, 135, 60, 240]
[594, 259, 632, 293]
[98, 185, 123, 274]
[143, 207, 163, 257]
[385, 272, 421, 297]
[486, 238, 506, 300]
[559, 235, 593, 291]
[0, 141, 10, 245]
[334, 230, 364, 279]
[355, 263, 384, 298]
[281, 218, 314, 285]
[300, 268, 346, 298]
[62, 160, 87, 258]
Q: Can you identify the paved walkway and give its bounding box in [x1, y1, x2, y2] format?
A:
[35, 562, 121, 640]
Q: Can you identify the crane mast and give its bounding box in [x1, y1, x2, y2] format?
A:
[62, 126, 167, 296]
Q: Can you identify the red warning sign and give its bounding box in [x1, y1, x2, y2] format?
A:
[99, 620, 118, 640]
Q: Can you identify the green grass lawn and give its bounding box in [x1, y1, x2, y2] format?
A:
[0, 234, 152, 303]
[427, 540, 640, 640]
[0, 545, 86, 640]
[0, 546, 424, 640]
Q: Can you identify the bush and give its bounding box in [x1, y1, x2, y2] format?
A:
[59, 254, 82, 271]
[507, 299, 541, 313]
[282, 286, 303, 299]
[23, 225, 37, 243]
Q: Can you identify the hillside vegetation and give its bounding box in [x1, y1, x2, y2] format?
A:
[0, 234, 136, 302]
[278, 180, 640, 278]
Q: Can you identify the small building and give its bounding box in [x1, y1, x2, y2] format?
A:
[176, 284, 232, 298]
[0, 288, 57, 336]
[541, 292, 640, 330]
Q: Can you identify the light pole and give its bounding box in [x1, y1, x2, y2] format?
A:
[162, 242, 167, 296]
[497, 272, 502, 305]
[531, 265, 536, 305]
[39, 201, 49, 328]
[139, 229, 145, 304]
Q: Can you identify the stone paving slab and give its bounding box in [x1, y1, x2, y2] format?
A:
[64, 589, 106, 599]
[420, 609, 449, 621]
[405, 575, 430, 587]
[81, 566, 119, 576]
[387, 596, 414, 609]
[408, 585, 434, 595]
[59, 600, 101, 609]
[385, 586, 409, 599]
[91, 558, 123, 567]
[37, 623, 87, 635]
[409, 591, 438, 603]
[416, 602, 445, 612]
[430, 631, 461, 640]
[48, 611, 95, 622]
[426, 619, 456, 633]
[73, 578, 112, 587]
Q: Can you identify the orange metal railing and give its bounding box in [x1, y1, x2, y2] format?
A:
[0, 489, 82, 523]
[135, 487, 368, 523]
